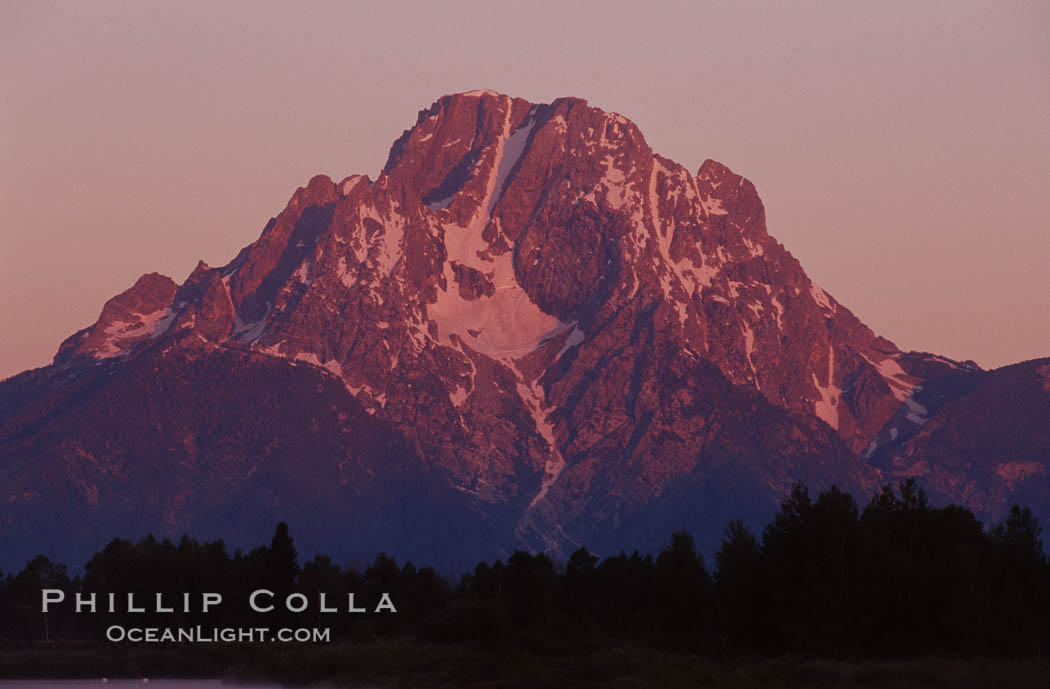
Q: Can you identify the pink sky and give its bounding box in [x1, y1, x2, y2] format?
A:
[2, 0, 1048, 380]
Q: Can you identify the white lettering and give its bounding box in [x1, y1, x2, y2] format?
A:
[250, 589, 275, 613]
[347, 593, 366, 613]
[155, 592, 173, 613]
[41, 589, 64, 613]
[202, 592, 222, 613]
[127, 593, 145, 613]
[286, 593, 308, 613]
[75, 592, 96, 613]
[375, 592, 397, 613]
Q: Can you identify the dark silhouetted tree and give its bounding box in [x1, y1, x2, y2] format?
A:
[714, 519, 761, 652]
[653, 530, 716, 650]
[268, 522, 300, 601]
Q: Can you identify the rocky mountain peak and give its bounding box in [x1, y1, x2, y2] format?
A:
[53, 93, 944, 459]
[55, 272, 177, 365]
[8, 92, 1030, 571]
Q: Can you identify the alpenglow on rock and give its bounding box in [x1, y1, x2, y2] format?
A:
[1, 91, 1044, 570]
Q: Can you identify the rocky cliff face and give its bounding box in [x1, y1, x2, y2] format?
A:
[1, 91, 1043, 569]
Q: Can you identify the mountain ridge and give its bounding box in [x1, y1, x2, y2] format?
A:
[1, 91, 1044, 569]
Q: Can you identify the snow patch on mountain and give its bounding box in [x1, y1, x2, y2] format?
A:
[428, 194, 454, 211]
[864, 353, 917, 402]
[810, 282, 836, 314]
[646, 162, 720, 322]
[492, 112, 537, 205]
[903, 393, 929, 425]
[556, 325, 585, 359]
[515, 375, 565, 509]
[812, 347, 840, 428]
[702, 197, 728, 216]
[427, 107, 561, 360]
[91, 306, 178, 359]
[232, 304, 270, 343]
[340, 175, 366, 195]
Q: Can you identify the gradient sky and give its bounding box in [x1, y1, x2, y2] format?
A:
[2, 0, 1048, 380]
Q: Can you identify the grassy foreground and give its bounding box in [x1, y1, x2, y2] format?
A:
[237, 642, 1050, 688]
[3, 640, 1048, 688]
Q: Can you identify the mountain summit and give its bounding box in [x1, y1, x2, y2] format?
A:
[2, 92, 1045, 569]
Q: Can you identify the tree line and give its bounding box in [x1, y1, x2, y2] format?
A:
[1, 480, 1046, 658]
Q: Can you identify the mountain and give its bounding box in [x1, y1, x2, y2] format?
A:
[1, 91, 1045, 570]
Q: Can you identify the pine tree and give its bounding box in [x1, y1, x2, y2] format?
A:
[267, 522, 300, 600]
